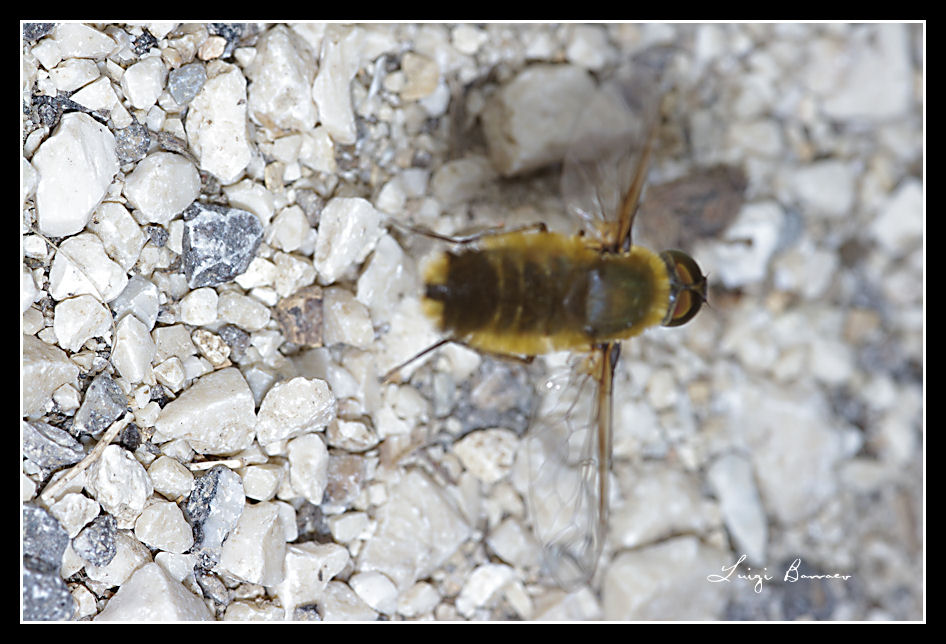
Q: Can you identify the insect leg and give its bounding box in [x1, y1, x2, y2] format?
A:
[594, 342, 619, 540]
[389, 220, 548, 246]
[381, 337, 453, 384]
[382, 337, 539, 384]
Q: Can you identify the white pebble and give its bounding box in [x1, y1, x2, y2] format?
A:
[727, 118, 784, 158]
[223, 601, 285, 620]
[312, 28, 361, 145]
[23, 127, 46, 159]
[645, 367, 679, 410]
[233, 258, 276, 292]
[456, 563, 515, 618]
[48, 57, 100, 92]
[179, 287, 218, 326]
[701, 200, 782, 289]
[53, 294, 111, 352]
[217, 502, 287, 587]
[123, 152, 200, 224]
[111, 275, 160, 330]
[23, 234, 46, 260]
[271, 134, 303, 163]
[111, 315, 156, 384]
[148, 455, 195, 500]
[21, 265, 39, 314]
[52, 23, 116, 59]
[375, 178, 406, 215]
[48, 232, 128, 303]
[223, 179, 276, 226]
[22, 308, 43, 338]
[358, 469, 472, 590]
[142, 22, 176, 40]
[120, 55, 167, 109]
[430, 155, 497, 209]
[451, 25, 487, 55]
[72, 584, 98, 619]
[70, 76, 118, 111]
[603, 537, 728, 620]
[607, 464, 709, 551]
[32, 112, 119, 237]
[217, 291, 271, 331]
[399, 52, 440, 101]
[784, 159, 856, 218]
[85, 444, 154, 529]
[735, 383, 851, 524]
[565, 25, 615, 70]
[287, 433, 329, 504]
[326, 418, 378, 452]
[314, 197, 384, 284]
[706, 453, 768, 564]
[246, 25, 318, 133]
[275, 542, 350, 615]
[485, 519, 540, 572]
[154, 551, 197, 584]
[772, 240, 838, 300]
[186, 62, 251, 184]
[134, 499, 194, 553]
[481, 65, 596, 176]
[191, 329, 230, 365]
[821, 24, 913, 121]
[95, 562, 213, 621]
[319, 582, 378, 621]
[181, 355, 212, 381]
[453, 428, 518, 484]
[273, 252, 317, 297]
[153, 367, 257, 455]
[731, 73, 777, 120]
[810, 335, 855, 385]
[397, 581, 441, 618]
[719, 310, 779, 374]
[87, 202, 146, 271]
[356, 234, 412, 324]
[870, 178, 922, 255]
[327, 511, 369, 543]
[22, 334, 79, 419]
[152, 324, 197, 362]
[31, 37, 62, 69]
[49, 492, 101, 538]
[298, 126, 336, 174]
[421, 81, 451, 120]
[322, 287, 374, 349]
[266, 205, 309, 252]
[349, 571, 398, 615]
[241, 464, 283, 501]
[52, 383, 80, 413]
[198, 35, 227, 61]
[256, 377, 336, 446]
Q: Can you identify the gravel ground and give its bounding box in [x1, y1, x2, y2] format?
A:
[21, 22, 924, 621]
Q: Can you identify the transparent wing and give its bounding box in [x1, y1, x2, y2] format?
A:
[561, 47, 676, 250]
[516, 346, 615, 587]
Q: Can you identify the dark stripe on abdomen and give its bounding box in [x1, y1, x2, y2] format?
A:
[430, 246, 591, 341]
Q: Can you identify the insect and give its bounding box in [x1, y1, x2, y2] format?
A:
[393, 48, 708, 585]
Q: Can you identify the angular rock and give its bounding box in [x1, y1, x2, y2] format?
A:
[182, 202, 263, 288]
[22, 420, 85, 470]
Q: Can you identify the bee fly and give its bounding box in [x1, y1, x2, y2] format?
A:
[389, 48, 708, 585]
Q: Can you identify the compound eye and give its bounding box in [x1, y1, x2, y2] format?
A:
[660, 250, 707, 327]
